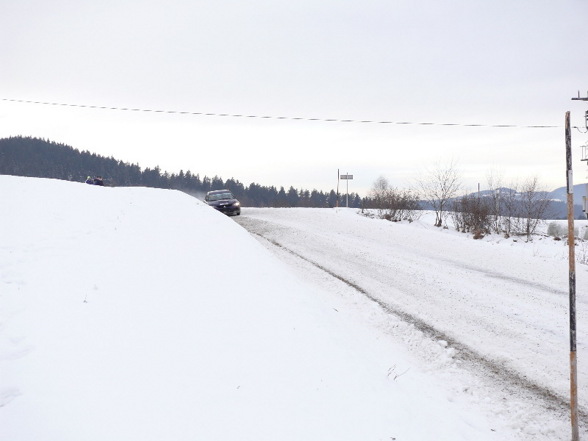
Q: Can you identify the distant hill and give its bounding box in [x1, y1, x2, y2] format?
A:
[475, 185, 588, 206]
[548, 184, 587, 206]
[450, 185, 586, 220]
[0, 136, 358, 208]
[475, 184, 586, 219]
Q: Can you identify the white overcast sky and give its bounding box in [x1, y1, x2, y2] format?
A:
[1, 0, 588, 194]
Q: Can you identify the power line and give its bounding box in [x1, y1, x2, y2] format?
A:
[1, 97, 564, 129]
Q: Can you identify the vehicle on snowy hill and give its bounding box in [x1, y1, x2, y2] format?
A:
[204, 189, 241, 216]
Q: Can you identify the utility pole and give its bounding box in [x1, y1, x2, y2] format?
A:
[565, 110, 579, 441]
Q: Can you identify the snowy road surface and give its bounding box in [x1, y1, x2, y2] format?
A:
[236, 207, 588, 433]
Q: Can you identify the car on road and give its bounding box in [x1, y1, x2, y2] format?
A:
[204, 189, 241, 216]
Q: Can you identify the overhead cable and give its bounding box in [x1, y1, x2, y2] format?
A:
[1, 97, 563, 129]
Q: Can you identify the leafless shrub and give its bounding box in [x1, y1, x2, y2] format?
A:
[451, 194, 492, 237]
[369, 177, 421, 222]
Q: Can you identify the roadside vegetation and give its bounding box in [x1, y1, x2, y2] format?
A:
[368, 163, 585, 244]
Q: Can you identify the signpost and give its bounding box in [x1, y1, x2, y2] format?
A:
[340, 173, 353, 207]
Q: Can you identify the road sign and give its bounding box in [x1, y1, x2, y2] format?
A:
[340, 174, 353, 180]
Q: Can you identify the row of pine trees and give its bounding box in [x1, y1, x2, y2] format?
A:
[0, 136, 362, 208]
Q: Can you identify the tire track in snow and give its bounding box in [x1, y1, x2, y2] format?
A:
[440, 257, 568, 299]
[236, 215, 588, 426]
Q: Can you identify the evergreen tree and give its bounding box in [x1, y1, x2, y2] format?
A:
[286, 186, 299, 207]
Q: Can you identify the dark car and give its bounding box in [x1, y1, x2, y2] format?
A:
[204, 190, 241, 216]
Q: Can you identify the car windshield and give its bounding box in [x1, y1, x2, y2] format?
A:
[208, 192, 233, 201]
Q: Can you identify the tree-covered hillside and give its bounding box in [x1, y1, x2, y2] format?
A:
[0, 136, 362, 208]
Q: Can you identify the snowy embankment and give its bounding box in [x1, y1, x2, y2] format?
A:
[0, 175, 522, 441]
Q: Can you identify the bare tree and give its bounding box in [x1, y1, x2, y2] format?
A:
[485, 176, 551, 239]
[370, 176, 390, 217]
[485, 172, 505, 234]
[514, 176, 551, 241]
[419, 161, 461, 227]
[497, 183, 520, 237]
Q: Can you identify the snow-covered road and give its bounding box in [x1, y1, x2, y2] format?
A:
[236, 207, 588, 428]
